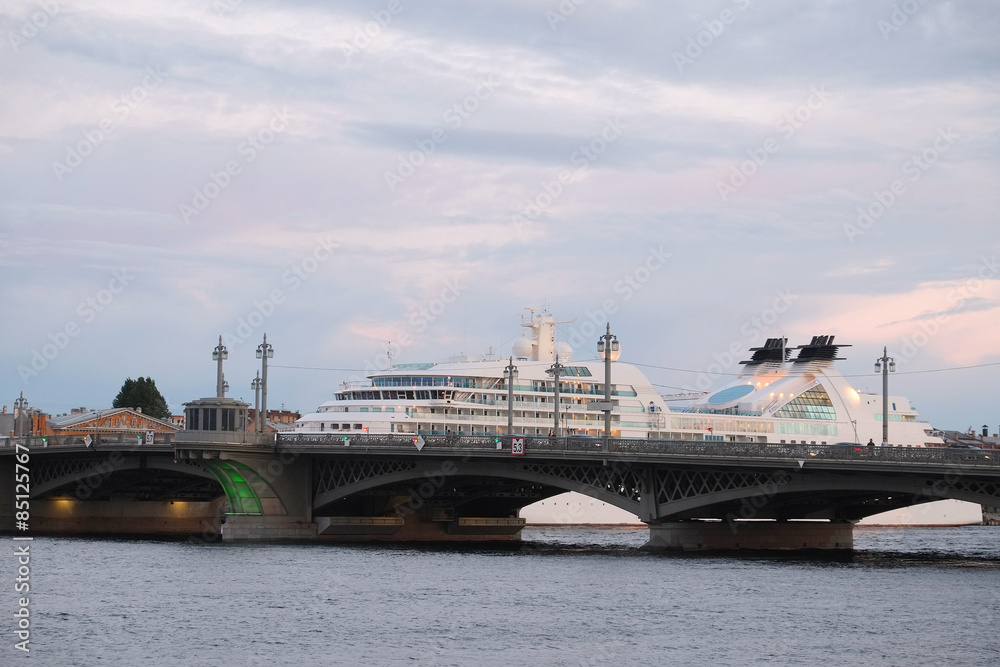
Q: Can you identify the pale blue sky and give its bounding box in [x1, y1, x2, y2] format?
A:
[1, 0, 998, 430]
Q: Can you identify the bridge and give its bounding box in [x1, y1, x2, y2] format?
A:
[3, 433, 998, 550]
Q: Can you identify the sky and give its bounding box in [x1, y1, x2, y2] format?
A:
[1, 0, 998, 432]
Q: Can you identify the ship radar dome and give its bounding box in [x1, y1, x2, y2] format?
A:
[512, 336, 532, 360]
[555, 341, 573, 362]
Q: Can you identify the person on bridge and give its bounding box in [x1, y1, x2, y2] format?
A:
[867, 438, 875, 452]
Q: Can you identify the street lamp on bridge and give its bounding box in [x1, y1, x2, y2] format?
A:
[212, 336, 228, 398]
[874, 346, 896, 445]
[504, 356, 518, 440]
[13, 391, 28, 437]
[251, 371, 263, 433]
[256, 334, 274, 433]
[597, 323, 621, 441]
[546, 356, 566, 437]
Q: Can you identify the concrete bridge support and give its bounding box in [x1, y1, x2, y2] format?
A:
[177, 450, 318, 542]
[28, 498, 225, 537]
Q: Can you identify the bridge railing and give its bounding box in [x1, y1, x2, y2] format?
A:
[0, 433, 176, 450]
[274, 434, 999, 467]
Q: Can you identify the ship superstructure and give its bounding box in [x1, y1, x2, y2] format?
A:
[293, 310, 941, 449]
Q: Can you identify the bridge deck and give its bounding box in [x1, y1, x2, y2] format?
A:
[271, 434, 999, 471]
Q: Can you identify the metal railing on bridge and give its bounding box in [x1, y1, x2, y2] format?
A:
[275, 434, 999, 468]
[0, 433, 176, 450]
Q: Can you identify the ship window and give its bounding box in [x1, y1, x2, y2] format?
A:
[342, 423, 350, 430]
[330, 423, 339, 430]
[774, 386, 836, 420]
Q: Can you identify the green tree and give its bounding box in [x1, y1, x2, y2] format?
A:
[112, 377, 171, 421]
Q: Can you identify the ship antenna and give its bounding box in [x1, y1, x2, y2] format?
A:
[387, 341, 393, 370]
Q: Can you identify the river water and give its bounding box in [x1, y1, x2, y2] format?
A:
[6, 526, 1000, 666]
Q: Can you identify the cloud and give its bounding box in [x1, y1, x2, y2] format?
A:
[1, 0, 998, 430]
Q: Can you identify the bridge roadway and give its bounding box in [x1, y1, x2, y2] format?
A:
[2, 433, 998, 550]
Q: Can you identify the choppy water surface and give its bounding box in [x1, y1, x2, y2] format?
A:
[6, 526, 1000, 666]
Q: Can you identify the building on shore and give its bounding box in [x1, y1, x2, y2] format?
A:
[44, 407, 180, 438]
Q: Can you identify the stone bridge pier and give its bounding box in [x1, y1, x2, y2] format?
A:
[175, 447, 317, 542]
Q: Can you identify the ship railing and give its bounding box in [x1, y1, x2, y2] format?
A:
[675, 407, 765, 417]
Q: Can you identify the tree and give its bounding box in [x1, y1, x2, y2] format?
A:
[112, 377, 171, 421]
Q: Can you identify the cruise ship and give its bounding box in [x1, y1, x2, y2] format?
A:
[291, 309, 982, 526]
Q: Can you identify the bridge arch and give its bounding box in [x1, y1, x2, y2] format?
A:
[312, 458, 645, 516]
[32, 455, 218, 499]
[652, 469, 1000, 521]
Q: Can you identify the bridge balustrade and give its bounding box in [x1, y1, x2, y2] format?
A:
[274, 434, 999, 467]
[1, 433, 176, 449]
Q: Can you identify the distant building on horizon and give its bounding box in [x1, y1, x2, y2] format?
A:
[247, 408, 301, 432]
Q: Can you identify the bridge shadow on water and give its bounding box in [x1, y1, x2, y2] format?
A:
[264, 524, 1000, 569]
[17, 525, 1000, 568]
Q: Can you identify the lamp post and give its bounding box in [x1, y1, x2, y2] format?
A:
[251, 372, 262, 433]
[212, 335, 228, 398]
[13, 391, 28, 437]
[597, 323, 620, 441]
[504, 356, 518, 438]
[874, 346, 896, 445]
[546, 356, 566, 437]
[256, 334, 274, 432]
